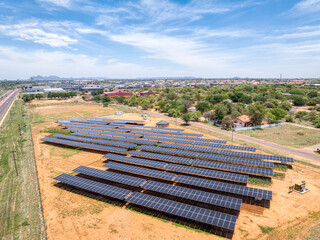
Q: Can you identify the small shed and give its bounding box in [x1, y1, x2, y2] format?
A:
[156, 120, 169, 128]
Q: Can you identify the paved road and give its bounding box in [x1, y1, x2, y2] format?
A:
[0, 89, 19, 127]
[112, 104, 320, 162]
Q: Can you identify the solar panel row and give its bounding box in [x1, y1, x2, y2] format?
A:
[131, 130, 203, 137]
[142, 180, 242, 211]
[118, 126, 183, 134]
[73, 166, 145, 187]
[143, 134, 227, 143]
[41, 137, 127, 154]
[87, 117, 145, 123]
[71, 132, 156, 145]
[67, 128, 142, 138]
[104, 154, 249, 183]
[126, 151, 273, 177]
[52, 134, 136, 148]
[62, 124, 129, 133]
[58, 121, 119, 129]
[126, 192, 238, 231]
[104, 161, 272, 200]
[158, 143, 273, 168]
[109, 123, 185, 131]
[54, 173, 131, 200]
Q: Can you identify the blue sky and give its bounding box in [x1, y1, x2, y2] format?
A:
[0, 0, 320, 79]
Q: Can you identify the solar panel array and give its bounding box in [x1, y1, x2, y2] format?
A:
[41, 137, 127, 154]
[126, 192, 237, 231]
[46, 117, 292, 236]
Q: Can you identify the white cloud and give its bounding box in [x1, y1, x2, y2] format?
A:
[293, 0, 320, 13]
[0, 22, 78, 47]
[38, 0, 73, 8]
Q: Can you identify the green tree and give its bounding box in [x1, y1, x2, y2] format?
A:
[292, 95, 305, 106]
[248, 103, 267, 125]
[222, 116, 234, 129]
[181, 113, 191, 125]
[280, 101, 292, 111]
[270, 108, 286, 120]
[214, 104, 228, 123]
[196, 101, 211, 113]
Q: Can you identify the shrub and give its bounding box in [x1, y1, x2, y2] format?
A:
[285, 115, 294, 122]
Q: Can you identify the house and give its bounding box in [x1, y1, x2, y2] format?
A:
[234, 115, 251, 128]
[188, 107, 196, 112]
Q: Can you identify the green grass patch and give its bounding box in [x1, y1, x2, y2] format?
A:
[259, 225, 275, 234]
[21, 220, 30, 226]
[248, 177, 271, 186]
[273, 171, 285, 180]
[43, 127, 71, 136]
[31, 113, 45, 124]
[238, 125, 320, 148]
[273, 164, 288, 172]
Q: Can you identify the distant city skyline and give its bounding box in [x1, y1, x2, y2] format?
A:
[0, 0, 320, 79]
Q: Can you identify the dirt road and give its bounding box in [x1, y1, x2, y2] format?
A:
[112, 104, 320, 162]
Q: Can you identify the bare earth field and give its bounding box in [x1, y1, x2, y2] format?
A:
[29, 100, 320, 240]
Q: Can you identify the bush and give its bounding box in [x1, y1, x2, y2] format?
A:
[306, 100, 317, 106]
[316, 106, 320, 112]
[285, 115, 294, 122]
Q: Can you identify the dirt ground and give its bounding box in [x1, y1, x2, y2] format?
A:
[29, 100, 320, 240]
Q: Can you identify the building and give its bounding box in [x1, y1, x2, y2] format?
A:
[188, 106, 197, 112]
[44, 88, 65, 93]
[104, 90, 133, 98]
[139, 91, 154, 96]
[80, 86, 104, 91]
[156, 120, 169, 128]
[234, 115, 251, 128]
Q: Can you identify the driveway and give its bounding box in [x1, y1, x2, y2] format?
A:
[112, 104, 320, 162]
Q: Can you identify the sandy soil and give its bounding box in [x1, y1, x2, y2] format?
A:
[30, 102, 320, 240]
[26, 98, 77, 105]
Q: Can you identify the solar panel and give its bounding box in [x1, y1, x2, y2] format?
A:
[54, 173, 131, 200]
[128, 150, 193, 164]
[141, 180, 242, 211]
[71, 132, 156, 145]
[131, 130, 203, 137]
[41, 137, 127, 153]
[58, 121, 119, 129]
[142, 135, 227, 145]
[175, 175, 272, 200]
[142, 134, 227, 143]
[104, 161, 176, 181]
[62, 124, 129, 133]
[66, 128, 142, 138]
[52, 134, 136, 148]
[104, 153, 168, 169]
[70, 119, 114, 125]
[73, 166, 145, 187]
[118, 127, 183, 134]
[126, 192, 238, 231]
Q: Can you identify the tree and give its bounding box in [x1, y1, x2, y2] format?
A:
[196, 101, 211, 113]
[203, 111, 214, 120]
[222, 116, 234, 129]
[93, 95, 101, 102]
[181, 113, 191, 125]
[190, 111, 202, 121]
[270, 108, 286, 120]
[214, 104, 228, 123]
[102, 96, 111, 104]
[35, 93, 44, 100]
[248, 103, 267, 125]
[168, 109, 178, 117]
[308, 90, 318, 98]
[280, 101, 292, 111]
[306, 100, 316, 106]
[181, 99, 192, 113]
[240, 95, 252, 104]
[292, 95, 305, 106]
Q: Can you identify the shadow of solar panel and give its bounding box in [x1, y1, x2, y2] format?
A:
[104, 153, 168, 169]
[104, 161, 176, 181]
[73, 166, 145, 187]
[142, 135, 227, 144]
[67, 128, 142, 138]
[62, 124, 129, 133]
[126, 192, 237, 231]
[142, 180, 242, 211]
[71, 132, 156, 145]
[41, 137, 128, 153]
[54, 174, 131, 200]
[52, 134, 136, 148]
[174, 175, 272, 200]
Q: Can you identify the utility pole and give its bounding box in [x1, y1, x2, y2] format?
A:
[11, 150, 18, 176]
